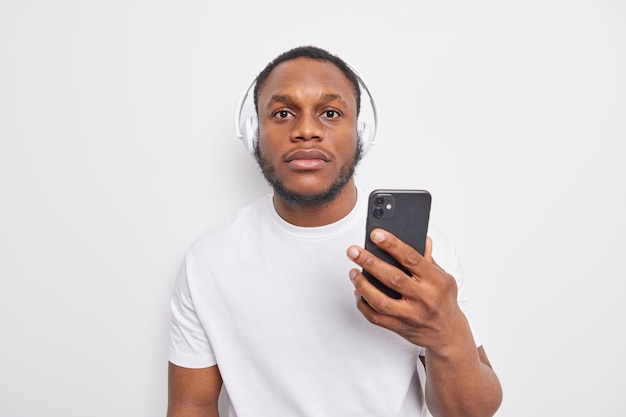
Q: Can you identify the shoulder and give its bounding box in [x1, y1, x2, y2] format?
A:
[186, 193, 272, 257]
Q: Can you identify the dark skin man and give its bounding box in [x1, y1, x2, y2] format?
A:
[168, 54, 502, 417]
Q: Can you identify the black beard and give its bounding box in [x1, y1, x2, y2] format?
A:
[254, 138, 363, 208]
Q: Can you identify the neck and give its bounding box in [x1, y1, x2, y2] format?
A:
[272, 180, 358, 227]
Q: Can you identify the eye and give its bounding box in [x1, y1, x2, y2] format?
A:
[322, 109, 341, 119]
[272, 109, 294, 120]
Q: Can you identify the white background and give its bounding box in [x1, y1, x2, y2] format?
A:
[1, 1, 624, 416]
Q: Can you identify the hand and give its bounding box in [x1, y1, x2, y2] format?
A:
[347, 228, 473, 356]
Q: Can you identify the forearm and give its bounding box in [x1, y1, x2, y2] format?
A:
[167, 404, 220, 417]
[424, 331, 502, 417]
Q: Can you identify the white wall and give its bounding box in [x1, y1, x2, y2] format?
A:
[1, 1, 624, 416]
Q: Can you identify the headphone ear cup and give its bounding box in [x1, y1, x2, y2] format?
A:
[243, 117, 258, 155]
[358, 122, 374, 157]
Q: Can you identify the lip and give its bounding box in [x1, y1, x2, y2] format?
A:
[284, 149, 330, 170]
[285, 149, 330, 162]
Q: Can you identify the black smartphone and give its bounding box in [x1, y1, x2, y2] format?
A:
[364, 189, 432, 299]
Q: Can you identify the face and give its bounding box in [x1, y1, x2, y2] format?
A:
[255, 58, 361, 207]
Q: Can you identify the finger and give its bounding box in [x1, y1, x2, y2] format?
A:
[366, 228, 430, 279]
[349, 267, 402, 314]
[347, 244, 415, 298]
[352, 286, 405, 330]
[352, 285, 425, 342]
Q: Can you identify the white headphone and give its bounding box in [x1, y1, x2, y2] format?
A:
[234, 65, 378, 157]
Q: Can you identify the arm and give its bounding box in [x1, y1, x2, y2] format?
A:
[421, 346, 502, 417]
[347, 230, 502, 417]
[167, 362, 223, 417]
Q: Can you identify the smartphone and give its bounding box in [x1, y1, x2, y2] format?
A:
[364, 189, 432, 299]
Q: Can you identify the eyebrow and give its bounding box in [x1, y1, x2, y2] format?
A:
[320, 93, 348, 107]
[268, 93, 349, 107]
[268, 94, 293, 105]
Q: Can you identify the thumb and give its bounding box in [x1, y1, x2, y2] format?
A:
[424, 236, 433, 262]
[425, 237, 445, 272]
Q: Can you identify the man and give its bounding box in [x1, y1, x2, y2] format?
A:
[167, 45, 502, 417]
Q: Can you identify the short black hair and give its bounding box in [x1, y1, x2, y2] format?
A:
[253, 45, 361, 116]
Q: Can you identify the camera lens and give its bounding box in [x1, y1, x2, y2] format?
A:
[374, 196, 385, 206]
[373, 207, 384, 218]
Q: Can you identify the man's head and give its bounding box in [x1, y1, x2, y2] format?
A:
[253, 46, 362, 118]
[252, 46, 364, 209]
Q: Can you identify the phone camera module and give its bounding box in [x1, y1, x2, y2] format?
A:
[374, 196, 386, 206]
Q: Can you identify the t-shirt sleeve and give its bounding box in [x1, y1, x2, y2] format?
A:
[168, 256, 217, 368]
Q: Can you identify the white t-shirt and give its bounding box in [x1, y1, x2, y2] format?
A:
[169, 188, 479, 417]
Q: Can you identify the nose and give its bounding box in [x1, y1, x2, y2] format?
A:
[291, 113, 322, 142]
